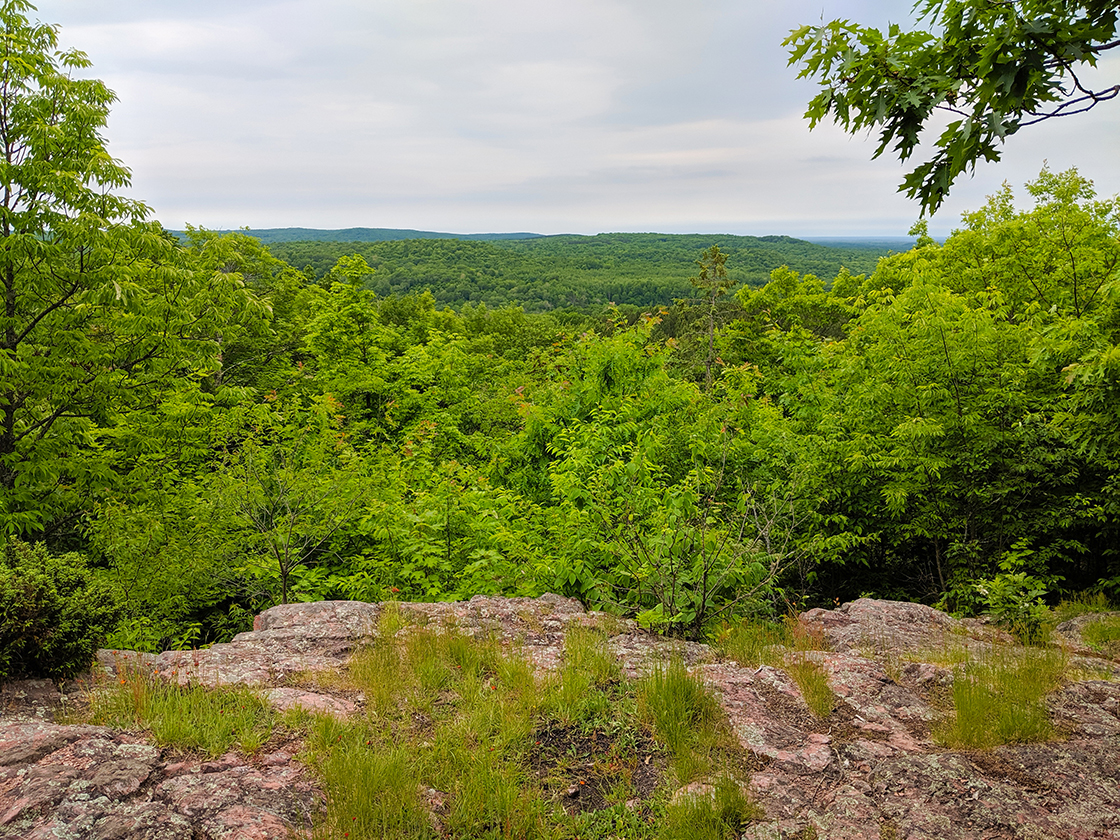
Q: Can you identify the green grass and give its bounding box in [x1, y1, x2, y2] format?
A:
[83, 621, 763, 839]
[712, 615, 835, 719]
[1082, 615, 1120, 656]
[1052, 591, 1115, 624]
[85, 668, 277, 757]
[637, 659, 721, 756]
[713, 619, 788, 667]
[659, 775, 762, 840]
[785, 655, 835, 719]
[296, 626, 761, 840]
[934, 645, 1067, 748]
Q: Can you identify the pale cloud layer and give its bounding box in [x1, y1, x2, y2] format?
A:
[33, 0, 1120, 237]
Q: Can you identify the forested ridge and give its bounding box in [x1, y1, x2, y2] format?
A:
[3, 3, 1119, 680]
[266, 233, 888, 312]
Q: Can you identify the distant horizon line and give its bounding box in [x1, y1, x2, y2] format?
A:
[172, 225, 926, 245]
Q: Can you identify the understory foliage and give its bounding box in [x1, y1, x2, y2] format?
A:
[1, 161, 1117, 657]
[0, 0, 1116, 659]
[0, 540, 121, 680]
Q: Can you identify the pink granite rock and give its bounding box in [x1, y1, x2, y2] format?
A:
[4, 596, 1119, 840]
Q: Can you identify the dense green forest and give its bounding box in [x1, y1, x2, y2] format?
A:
[266, 233, 889, 311]
[2, 4, 1119, 679]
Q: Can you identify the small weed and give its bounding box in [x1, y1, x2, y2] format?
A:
[569, 802, 658, 839]
[785, 655, 834, 719]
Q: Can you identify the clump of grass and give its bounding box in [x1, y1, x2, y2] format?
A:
[1082, 615, 1120, 657]
[86, 668, 276, 757]
[312, 730, 434, 840]
[378, 601, 408, 637]
[904, 634, 970, 668]
[543, 624, 621, 725]
[785, 655, 834, 719]
[785, 614, 830, 653]
[638, 659, 721, 757]
[564, 624, 621, 685]
[1052, 591, 1115, 624]
[935, 645, 1066, 748]
[659, 775, 761, 840]
[296, 626, 762, 840]
[713, 618, 788, 667]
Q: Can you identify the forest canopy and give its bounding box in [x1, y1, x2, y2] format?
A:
[1, 2, 1118, 678]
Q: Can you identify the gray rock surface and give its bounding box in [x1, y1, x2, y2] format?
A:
[3, 595, 1119, 839]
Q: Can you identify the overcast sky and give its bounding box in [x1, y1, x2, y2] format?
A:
[32, 0, 1120, 237]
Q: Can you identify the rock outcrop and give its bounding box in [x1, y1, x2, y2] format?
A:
[2, 595, 1118, 839]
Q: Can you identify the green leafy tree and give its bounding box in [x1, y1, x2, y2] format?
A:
[786, 1, 1119, 213]
[211, 396, 370, 605]
[0, 5, 257, 537]
[689, 245, 736, 391]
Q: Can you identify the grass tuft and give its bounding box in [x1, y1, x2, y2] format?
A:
[85, 667, 276, 757]
[1052, 591, 1115, 624]
[1082, 615, 1120, 656]
[934, 645, 1066, 748]
[713, 619, 788, 667]
[638, 659, 721, 757]
[785, 654, 834, 719]
[659, 775, 761, 840]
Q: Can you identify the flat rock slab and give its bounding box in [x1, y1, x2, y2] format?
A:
[8, 596, 1120, 840]
[0, 721, 318, 840]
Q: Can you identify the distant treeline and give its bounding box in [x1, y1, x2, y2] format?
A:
[268, 233, 890, 311]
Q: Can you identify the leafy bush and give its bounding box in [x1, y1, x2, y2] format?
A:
[973, 572, 1050, 642]
[0, 540, 123, 681]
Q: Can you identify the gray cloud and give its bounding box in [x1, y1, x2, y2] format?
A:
[30, 0, 1120, 237]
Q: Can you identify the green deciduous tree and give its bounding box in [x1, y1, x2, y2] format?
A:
[689, 245, 736, 391]
[211, 396, 370, 605]
[786, 1, 1119, 213]
[0, 4, 258, 537]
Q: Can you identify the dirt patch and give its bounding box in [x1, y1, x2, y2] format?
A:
[965, 750, 1048, 792]
[529, 721, 664, 815]
[752, 679, 820, 732]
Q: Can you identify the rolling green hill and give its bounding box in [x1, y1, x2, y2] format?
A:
[267, 231, 889, 311]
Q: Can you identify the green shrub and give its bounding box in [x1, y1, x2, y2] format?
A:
[973, 572, 1050, 643]
[0, 539, 122, 681]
